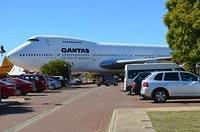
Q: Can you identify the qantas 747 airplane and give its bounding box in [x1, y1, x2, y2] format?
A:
[7, 35, 171, 73]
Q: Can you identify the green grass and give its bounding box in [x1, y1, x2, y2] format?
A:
[147, 111, 200, 132]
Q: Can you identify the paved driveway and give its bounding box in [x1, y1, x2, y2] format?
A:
[1, 83, 200, 132]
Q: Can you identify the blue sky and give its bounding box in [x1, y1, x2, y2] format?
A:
[0, 0, 168, 62]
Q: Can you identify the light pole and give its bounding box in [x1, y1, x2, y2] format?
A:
[0, 44, 6, 103]
[0, 87, 1, 103]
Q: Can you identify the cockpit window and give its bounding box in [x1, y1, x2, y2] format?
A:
[28, 38, 39, 42]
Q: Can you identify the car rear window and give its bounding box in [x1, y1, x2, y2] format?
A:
[138, 73, 151, 81]
[164, 72, 179, 81]
[154, 73, 163, 81]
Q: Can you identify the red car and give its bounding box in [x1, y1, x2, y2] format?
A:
[2, 77, 33, 96]
[0, 80, 15, 99]
[18, 74, 47, 92]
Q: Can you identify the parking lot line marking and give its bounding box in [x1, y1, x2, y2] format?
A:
[4, 87, 99, 132]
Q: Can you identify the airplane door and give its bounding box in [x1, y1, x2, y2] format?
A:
[54, 53, 61, 60]
[89, 48, 97, 71]
[74, 48, 95, 72]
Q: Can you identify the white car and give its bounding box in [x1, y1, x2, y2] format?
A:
[70, 77, 82, 85]
[46, 78, 61, 90]
[140, 71, 200, 103]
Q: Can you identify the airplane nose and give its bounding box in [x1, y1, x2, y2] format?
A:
[7, 41, 31, 65]
[7, 49, 18, 64]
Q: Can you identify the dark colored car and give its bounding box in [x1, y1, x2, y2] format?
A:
[130, 72, 151, 95]
[51, 76, 68, 87]
[96, 75, 118, 87]
[0, 80, 15, 99]
[17, 74, 47, 92]
[1, 77, 33, 96]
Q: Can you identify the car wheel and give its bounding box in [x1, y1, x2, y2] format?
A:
[105, 81, 110, 86]
[15, 89, 22, 96]
[22, 91, 28, 96]
[36, 86, 41, 93]
[153, 89, 167, 103]
[51, 84, 56, 89]
[1, 92, 9, 99]
[75, 81, 80, 85]
[114, 82, 118, 86]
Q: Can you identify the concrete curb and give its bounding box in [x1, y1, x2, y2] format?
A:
[108, 108, 155, 132]
[145, 106, 200, 112]
[1, 98, 25, 103]
[108, 109, 118, 132]
[108, 107, 200, 132]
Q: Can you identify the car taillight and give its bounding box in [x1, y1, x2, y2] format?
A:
[132, 82, 137, 88]
[142, 82, 149, 87]
[7, 86, 15, 89]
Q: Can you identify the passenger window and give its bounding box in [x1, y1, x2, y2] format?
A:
[154, 73, 163, 81]
[180, 73, 198, 81]
[7, 79, 14, 84]
[164, 73, 179, 81]
[35, 76, 40, 80]
[25, 77, 29, 80]
[128, 71, 138, 79]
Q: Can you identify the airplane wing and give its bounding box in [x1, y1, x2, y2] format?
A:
[99, 57, 171, 69]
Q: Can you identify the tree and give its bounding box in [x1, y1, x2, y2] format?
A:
[83, 73, 96, 81]
[40, 59, 71, 79]
[164, 0, 200, 73]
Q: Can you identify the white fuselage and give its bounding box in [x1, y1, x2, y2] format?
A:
[7, 36, 171, 73]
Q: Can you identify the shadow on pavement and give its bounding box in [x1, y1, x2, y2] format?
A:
[150, 99, 200, 104]
[165, 100, 200, 104]
[0, 102, 33, 116]
[26, 94, 48, 97]
[61, 85, 97, 90]
[41, 102, 63, 106]
[43, 90, 62, 93]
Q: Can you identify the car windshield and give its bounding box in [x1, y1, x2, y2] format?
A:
[138, 73, 151, 81]
[0, 80, 12, 85]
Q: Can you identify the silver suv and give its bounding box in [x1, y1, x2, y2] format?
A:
[140, 71, 200, 103]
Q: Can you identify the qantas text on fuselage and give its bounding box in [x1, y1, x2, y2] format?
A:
[61, 48, 90, 53]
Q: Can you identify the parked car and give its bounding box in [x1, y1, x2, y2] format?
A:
[140, 71, 200, 103]
[70, 77, 82, 85]
[130, 72, 151, 95]
[17, 74, 47, 92]
[0, 80, 15, 99]
[51, 76, 68, 87]
[1, 77, 33, 96]
[96, 75, 118, 87]
[46, 78, 61, 90]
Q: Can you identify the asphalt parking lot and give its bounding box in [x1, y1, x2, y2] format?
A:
[1, 83, 200, 132]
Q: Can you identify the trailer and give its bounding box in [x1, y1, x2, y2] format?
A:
[123, 63, 184, 91]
